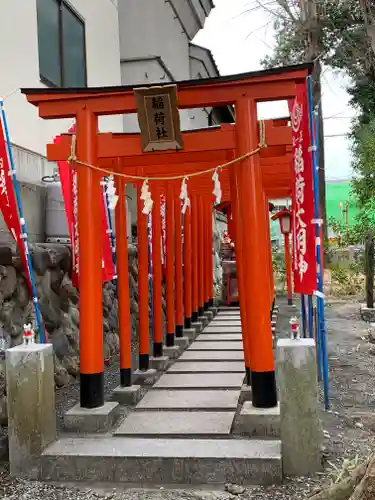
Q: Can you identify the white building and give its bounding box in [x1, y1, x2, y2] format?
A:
[0, 0, 230, 242]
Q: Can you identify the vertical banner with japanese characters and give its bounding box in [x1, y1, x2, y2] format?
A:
[56, 132, 115, 287]
[289, 81, 317, 295]
[160, 193, 167, 273]
[0, 116, 32, 292]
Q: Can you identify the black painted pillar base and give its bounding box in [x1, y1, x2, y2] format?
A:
[139, 353, 149, 371]
[184, 317, 192, 329]
[198, 306, 204, 316]
[209, 298, 214, 307]
[166, 332, 175, 347]
[80, 372, 104, 409]
[245, 366, 251, 386]
[153, 342, 163, 357]
[192, 311, 198, 322]
[204, 302, 209, 311]
[251, 370, 277, 408]
[288, 297, 293, 305]
[176, 325, 184, 338]
[120, 368, 132, 387]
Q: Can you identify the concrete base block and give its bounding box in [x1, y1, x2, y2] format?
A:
[209, 306, 218, 316]
[198, 316, 209, 327]
[164, 345, 181, 360]
[174, 337, 190, 349]
[150, 356, 170, 371]
[6, 343, 56, 479]
[191, 321, 203, 333]
[204, 311, 214, 321]
[277, 338, 323, 476]
[239, 384, 252, 404]
[183, 328, 197, 340]
[112, 385, 142, 406]
[64, 402, 119, 433]
[133, 368, 158, 386]
[360, 304, 375, 322]
[235, 402, 280, 437]
[271, 320, 277, 327]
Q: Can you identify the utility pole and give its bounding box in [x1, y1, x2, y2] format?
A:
[300, 0, 328, 245]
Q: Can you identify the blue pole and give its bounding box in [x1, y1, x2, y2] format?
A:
[308, 295, 314, 338]
[307, 76, 330, 409]
[0, 101, 45, 343]
[300, 294, 306, 336]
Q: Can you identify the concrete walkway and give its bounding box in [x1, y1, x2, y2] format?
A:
[41, 306, 282, 486]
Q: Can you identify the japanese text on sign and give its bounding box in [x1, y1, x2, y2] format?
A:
[289, 82, 317, 295]
[134, 85, 183, 153]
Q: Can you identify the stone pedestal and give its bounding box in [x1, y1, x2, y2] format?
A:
[112, 385, 142, 406]
[191, 321, 203, 333]
[134, 368, 158, 386]
[198, 316, 209, 327]
[6, 343, 56, 478]
[277, 338, 323, 476]
[164, 346, 181, 359]
[64, 402, 119, 433]
[150, 356, 170, 371]
[174, 337, 190, 349]
[183, 328, 197, 340]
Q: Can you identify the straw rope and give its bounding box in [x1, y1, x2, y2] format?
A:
[67, 120, 267, 182]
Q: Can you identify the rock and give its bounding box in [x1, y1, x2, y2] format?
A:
[51, 330, 71, 360]
[36, 243, 71, 270]
[0, 395, 7, 426]
[70, 306, 80, 328]
[50, 268, 64, 293]
[63, 354, 80, 378]
[369, 345, 375, 356]
[30, 248, 51, 275]
[0, 246, 12, 266]
[54, 358, 70, 387]
[0, 266, 17, 299]
[60, 275, 78, 305]
[107, 307, 118, 330]
[38, 287, 62, 331]
[16, 277, 30, 307]
[225, 484, 245, 495]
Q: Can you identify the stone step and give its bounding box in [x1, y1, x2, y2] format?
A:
[41, 436, 282, 485]
[135, 389, 241, 411]
[196, 334, 243, 341]
[151, 372, 245, 390]
[210, 321, 242, 326]
[178, 350, 244, 362]
[115, 411, 236, 438]
[188, 341, 243, 351]
[204, 326, 242, 333]
[167, 361, 245, 373]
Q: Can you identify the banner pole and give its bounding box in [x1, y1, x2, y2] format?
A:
[0, 102, 45, 343]
[307, 75, 330, 409]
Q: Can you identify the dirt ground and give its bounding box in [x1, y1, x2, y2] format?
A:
[2, 298, 375, 499]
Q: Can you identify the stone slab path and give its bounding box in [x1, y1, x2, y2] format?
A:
[41, 305, 282, 486]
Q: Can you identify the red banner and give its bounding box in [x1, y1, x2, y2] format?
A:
[289, 82, 317, 295]
[0, 116, 32, 292]
[56, 129, 115, 287]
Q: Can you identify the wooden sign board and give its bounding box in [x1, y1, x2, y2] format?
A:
[134, 84, 183, 153]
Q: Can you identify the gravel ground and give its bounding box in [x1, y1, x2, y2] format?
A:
[2, 298, 375, 499]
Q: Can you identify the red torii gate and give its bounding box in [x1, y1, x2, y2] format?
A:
[48, 119, 294, 385]
[22, 63, 312, 410]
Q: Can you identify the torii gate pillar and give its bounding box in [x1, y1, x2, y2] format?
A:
[235, 97, 277, 408]
[76, 108, 104, 408]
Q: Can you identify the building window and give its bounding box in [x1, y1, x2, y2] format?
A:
[36, 0, 87, 88]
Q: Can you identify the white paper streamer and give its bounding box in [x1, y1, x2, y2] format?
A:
[180, 177, 190, 214]
[212, 169, 222, 204]
[140, 179, 153, 215]
[106, 176, 119, 210]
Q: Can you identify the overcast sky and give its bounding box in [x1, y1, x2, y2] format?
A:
[194, 0, 356, 181]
